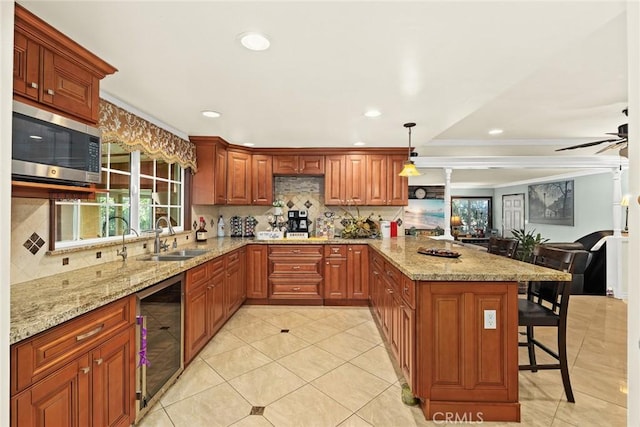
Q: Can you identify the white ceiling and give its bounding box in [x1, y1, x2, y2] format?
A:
[19, 1, 630, 185]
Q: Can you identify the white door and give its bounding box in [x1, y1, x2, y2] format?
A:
[502, 194, 525, 237]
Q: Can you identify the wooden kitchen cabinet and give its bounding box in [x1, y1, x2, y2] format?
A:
[324, 245, 369, 302]
[366, 154, 408, 206]
[273, 155, 324, 175]
[324, 155, 367, 205]
[246, 245, 268, 300]
[190, 137, 228, 205]
[11, 296, 135, 427]
[185, 250, 246, 364]
[251, 154, 273, 205]
[226, 150, 252, 205]
[268, 245, 323, 302]
[13, 4, 117, 124]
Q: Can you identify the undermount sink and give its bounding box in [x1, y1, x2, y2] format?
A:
[141, 249, 209, 262]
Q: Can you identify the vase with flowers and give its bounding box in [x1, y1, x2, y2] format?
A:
[339, 203, 380, 239]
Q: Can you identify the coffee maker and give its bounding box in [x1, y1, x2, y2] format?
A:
[287, 209, 309, 233]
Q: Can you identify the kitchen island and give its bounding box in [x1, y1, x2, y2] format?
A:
[10, 236, 570, 424]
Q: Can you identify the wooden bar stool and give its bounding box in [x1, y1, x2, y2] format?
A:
[487, 236, 519, 258]
[518, 245, 577, 403]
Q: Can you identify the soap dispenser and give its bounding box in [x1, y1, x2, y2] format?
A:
[217, 215, 225, 237]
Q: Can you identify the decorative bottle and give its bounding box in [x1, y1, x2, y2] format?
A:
[196, 217, 207, 242]
[217, 215, 225, 237]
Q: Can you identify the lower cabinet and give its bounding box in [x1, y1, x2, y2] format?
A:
[184, 249, 247, 365]
[268, 245, 323, 302]
[369, 251, 416, 391]
[324, 244, 369, 302]
[246, 245, 268, 299]
[11, 297, 136, 427]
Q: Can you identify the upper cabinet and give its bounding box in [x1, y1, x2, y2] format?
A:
[324, 154, 367, 205]
[226, 149, 252, 205]
[251, 154, 273, 205]
[366, 154, 408, 206]
[273, 155, 324, 175]
[13, 4, 117, 125]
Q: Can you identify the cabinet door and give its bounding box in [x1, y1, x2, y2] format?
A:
[347, 245, 369, 300]
[209, 269, 226, 336]
[227, 150, 251, 205]
[214, 145, 228, 205]
[324, 257, 347, 299]
[91, 327, 135, 427]
[184, 281, 208, 364]
[366, 154, 387, 205]
[387, 155, 409, 206]
[192, 142, 215, 205]
[41, 48, 99, 123]
[12, 355, 90, 427]
[226, 254, 244, 315]
[246, 245, 268, 299]
[324, 155, 345, 205]
[13, 31, 39, 101]
[273, 156, 298, 174]
[298, 156, 325, 175]
[345, 155, 366, 204]
[400, 304, 416, 391]
[251, 155, 273, 205]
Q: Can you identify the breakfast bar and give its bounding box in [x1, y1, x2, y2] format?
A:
[10, 236, 570, 424]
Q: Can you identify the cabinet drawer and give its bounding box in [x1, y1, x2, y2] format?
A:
[401, 275, 416, 309]
[270, 279, 321, 296]
[384, 262, 401, 293]
[270, 259, 321, 275]
[11, 295, 135, 395]
[207, 256, 225, 277]
[324, 245, 347, 258]
[186, 262, 209, 289]
[269, 245, 322, 257]
[371, 252, 384, 272]
[226, 249, 241, 265]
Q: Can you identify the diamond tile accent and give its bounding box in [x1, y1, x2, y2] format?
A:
[304, 200, 313, 209]
[250, 406, 265, 415]
[396, 218, 403, 227]
[23, 232, 45, 255]
[286, 200, 295, 209]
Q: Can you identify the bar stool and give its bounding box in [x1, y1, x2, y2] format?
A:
[518, 245, 577, 403]
[487, 236, 519, 258]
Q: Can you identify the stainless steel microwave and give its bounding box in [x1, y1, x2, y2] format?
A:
[12, 101, 102, 185]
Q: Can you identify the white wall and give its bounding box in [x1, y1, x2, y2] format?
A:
[493, 171, 618, 242]
[1, 2, 14, 425]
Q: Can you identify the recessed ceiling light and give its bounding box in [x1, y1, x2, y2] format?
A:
[488, 128, 503, 135]
[354, 141, 366, 146]
[243, 142, 255, 147]
[239, 32, 270, 51]
[201, 110, 221, 118]
[364, 110, 381, 118]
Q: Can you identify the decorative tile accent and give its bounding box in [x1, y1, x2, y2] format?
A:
[193, 221, 198, 230]
[304, 200, 313, 209]
[396, 218, 403, 226]
[62, 257, 69, 266]
[281, 329, 290, 333]
[286, 200, 295, 209]
[250, 406, 265, 415]
[23, 232, 45, 255]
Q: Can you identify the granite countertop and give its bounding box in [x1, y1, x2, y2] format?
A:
[10, 236, 570, 345]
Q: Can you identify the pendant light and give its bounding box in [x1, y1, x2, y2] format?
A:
[398, 122, 421, 177]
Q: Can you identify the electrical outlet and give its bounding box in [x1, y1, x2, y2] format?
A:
[484, 310, 496, 329]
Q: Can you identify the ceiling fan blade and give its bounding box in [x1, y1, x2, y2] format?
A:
[555, 138, 622, 151]
[595, 140, 627, 154]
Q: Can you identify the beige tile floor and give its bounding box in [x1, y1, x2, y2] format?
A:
[138, 295, 627, 427]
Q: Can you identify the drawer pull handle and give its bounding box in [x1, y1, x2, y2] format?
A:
[46, 89, 55, 96]
[291, 250, 301, 254]
[30, 82, 38, 89]
[94, 358, 103, 365]
[292, 287, 301, 291]
[292, 266, 301, 270]
[80, 367, 90, 374]
[76, 324, 104, 341]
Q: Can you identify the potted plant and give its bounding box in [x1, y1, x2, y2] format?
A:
[511, 228, 549, 262]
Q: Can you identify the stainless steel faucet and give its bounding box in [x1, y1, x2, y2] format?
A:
[154, 216, 176, 254]
[117, 228, 139, 261]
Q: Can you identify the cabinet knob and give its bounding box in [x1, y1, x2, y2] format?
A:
[46, 89, 55, 96]
[326, 261, 329, 265]
[30, 82, 38, 89]
[80, 367, 90, 374]
[94, 358, 103, 365]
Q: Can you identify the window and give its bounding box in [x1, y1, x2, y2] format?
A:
[451, 197, 492, 236]
[54, 142, 184, 248]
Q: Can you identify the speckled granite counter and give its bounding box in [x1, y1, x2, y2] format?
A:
[10, 236, 569, 345]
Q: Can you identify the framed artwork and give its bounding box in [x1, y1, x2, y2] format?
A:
[528, 180, 574, 226]
[404, 199, 445, 230]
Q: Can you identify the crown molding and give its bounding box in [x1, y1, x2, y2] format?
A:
[413, 155, 627, 170]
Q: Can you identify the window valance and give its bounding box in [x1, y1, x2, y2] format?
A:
[99, 99, 197, 172]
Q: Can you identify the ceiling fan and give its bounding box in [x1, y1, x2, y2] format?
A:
[556, 108, 628, 157]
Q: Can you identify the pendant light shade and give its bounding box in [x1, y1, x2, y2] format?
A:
[398, 122, 422, 177]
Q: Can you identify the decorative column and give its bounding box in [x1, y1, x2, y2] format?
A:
[443, 168, 453, 240]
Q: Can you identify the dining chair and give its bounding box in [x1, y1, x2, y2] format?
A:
[518, 245, 577, 403]
[487, 236, 519, 259]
